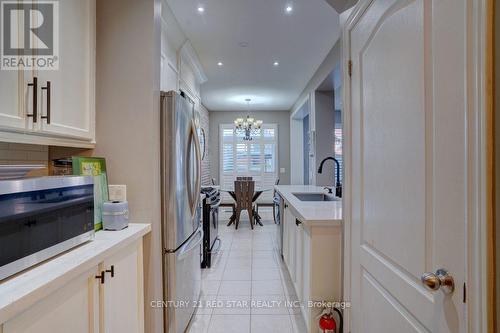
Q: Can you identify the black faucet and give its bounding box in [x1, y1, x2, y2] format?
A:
[317, 156, 342, 198]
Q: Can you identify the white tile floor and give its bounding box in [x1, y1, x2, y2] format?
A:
[188, 208, 307, 333]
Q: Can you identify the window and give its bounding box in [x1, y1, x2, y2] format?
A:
[220, 123, 278, 202]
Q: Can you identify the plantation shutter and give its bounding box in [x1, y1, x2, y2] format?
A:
[220, 123, 278, 203]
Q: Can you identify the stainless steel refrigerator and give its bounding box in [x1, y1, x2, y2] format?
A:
[160, 91, 203, 333]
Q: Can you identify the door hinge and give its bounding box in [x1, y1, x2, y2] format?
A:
[463, 282, 466, 303]
[348, 60, 353, 77]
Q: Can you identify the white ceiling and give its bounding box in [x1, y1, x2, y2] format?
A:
[167, 0, 340, 111]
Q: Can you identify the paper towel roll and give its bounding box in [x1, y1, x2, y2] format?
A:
[102, 201, 129, 230]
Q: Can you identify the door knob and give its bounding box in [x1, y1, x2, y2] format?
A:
[421, 269, 455, 294]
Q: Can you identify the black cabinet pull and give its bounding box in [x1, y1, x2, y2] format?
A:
[105, 265, 115, 278]
[41, 81, 51, 124]
[295, 219, 302, 226]
[27, 77, 38, 122]
[95, 271, 105, 284]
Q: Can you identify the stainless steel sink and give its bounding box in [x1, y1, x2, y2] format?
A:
[292, 193, 340, 202]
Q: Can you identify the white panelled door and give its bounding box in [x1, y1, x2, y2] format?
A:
[348, 0, 468, 332]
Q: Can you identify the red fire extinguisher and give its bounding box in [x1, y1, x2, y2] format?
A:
[318, 307, 343, 333]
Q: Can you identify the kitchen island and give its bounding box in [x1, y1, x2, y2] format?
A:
[274, 185, 343, 333]
[274, 185, 342, 227]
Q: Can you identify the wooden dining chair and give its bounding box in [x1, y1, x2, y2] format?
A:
[234, 180, 255, 230]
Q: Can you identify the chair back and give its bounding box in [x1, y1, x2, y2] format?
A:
[234, 180, 255, 210]
[211, 178, 217, 185]
[275, 178, 280, 185]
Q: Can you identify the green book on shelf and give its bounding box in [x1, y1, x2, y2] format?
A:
[72, 157, 109, 231]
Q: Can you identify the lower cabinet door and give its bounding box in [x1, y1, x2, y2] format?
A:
[282, 206, 290, 266]
[101, 240, 144, 333]
[287, 209, 297, 282]
[294, 223, 304, 301]
[3, 266, 100, 333]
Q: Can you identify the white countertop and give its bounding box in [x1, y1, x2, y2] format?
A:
[274, 185, 342, 227]
[0, 223, 151, 324]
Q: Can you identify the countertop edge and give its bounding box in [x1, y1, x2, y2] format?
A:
[287, 203, 342, 227]
[274, 185, 343, 226]
[0, 223, 151, 324]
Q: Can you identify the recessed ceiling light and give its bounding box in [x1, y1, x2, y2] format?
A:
[285, 5, 293, 13]
[273, 61, 279, 66]
[197, 6, 205, 13]
[217, 62, 223, 66]
[238, 42, 248, 48]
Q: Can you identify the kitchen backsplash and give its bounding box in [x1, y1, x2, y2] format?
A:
[0, 142, 49, 177]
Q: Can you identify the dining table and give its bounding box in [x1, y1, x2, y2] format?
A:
[220, 187, 272, 227]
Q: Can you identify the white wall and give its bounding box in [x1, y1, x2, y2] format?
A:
[314, 91, 335, 186]
[209, 111, 291, 185]
[161, 1, 209, 186]
[290, 116, 305, 185]
[94, 0, 162, 331]
[290, 42, 341, 115]
[288, 7, 353, 187]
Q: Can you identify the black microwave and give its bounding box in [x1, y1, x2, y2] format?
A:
[0, 176, 95, 280]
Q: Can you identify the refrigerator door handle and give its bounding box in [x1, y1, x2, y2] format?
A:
[193, 119, 202, 207]
[187, 119, 202, 216]
[177, 227, 203, 261]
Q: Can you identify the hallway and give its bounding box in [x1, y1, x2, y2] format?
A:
[188, 210, 307, 333]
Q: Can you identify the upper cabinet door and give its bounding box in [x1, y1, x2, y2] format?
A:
[0, 70, 26, 131]
[38, 0, 95, 140]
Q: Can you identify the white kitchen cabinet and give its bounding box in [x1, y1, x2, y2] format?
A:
[282, 203, 295, 275]
[1, 238, 145, 333]
[3, 266, 100, 333]
[0, 71, 25, 131]
[294, 220, 304, 301]
[282, 203, 288, 264]
[0, 4, 36, 133]
[101, 240, 144, 333]
[37, 0, 95, 140]
[0, 0, 95, 147]
[281, 199, 342, 333]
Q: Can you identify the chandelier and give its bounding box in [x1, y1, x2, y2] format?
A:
[234, 99, 263, 141]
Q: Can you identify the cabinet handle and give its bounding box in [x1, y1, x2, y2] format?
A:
[105, 265, 115, 278]
[41, 81, 51, 124]
[295, 219, 302, 226]
[27, 77, 38, 122]
[95, 271, 105, 284]
[284, 204, 288, 209]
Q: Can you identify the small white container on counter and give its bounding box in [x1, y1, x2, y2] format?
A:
[102, 201, 129, 230]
